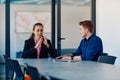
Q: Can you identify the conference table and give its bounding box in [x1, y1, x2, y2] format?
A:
[17, 58, 120, 80]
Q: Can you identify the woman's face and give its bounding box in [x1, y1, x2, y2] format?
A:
[33, 25, 43, 38]
[79, 25, 88, 38]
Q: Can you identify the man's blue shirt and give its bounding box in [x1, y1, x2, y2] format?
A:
[72, 34, 103, 61]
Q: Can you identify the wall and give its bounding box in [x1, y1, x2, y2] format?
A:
[96, 0, 120, 65]
[61, 6, 91, 49]
[0, 4, 5, 55]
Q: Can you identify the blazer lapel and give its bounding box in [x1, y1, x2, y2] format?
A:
[30, 38, 35, 47]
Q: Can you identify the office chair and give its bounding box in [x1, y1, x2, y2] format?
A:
[12, 59, 24, 80]
[3, 55, 14, 80]
[26, 65, 64, 80]
[100, 53, 108, 56]
[97, 55, 117, 65]
[26, 64, 48, 80]
[8, 59, 24, 80]
[3, 55, 25, 80]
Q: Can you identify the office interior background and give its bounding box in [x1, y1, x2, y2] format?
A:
[0, 0, 120, 66]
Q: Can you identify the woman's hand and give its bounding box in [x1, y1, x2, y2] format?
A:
[43, 37, 49, 48]
[34, 37, 43, 48]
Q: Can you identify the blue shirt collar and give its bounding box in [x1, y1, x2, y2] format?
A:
[84, 34, 95, 41]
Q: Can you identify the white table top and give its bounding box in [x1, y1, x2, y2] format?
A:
[17, 58, 120, 80]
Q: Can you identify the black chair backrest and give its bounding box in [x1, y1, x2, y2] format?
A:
[7, 60, 14, 79]
[12, 60, 24, 77]
[97, 56, 117, 65]
[26, 64, 65, 80]
[3, 56, 14, 79]
[26, 65, 41, 80]
[8, 59, 24, 80]
[100, 53, 108, 56]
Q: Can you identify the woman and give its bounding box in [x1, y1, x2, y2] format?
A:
[22, 23, 57, 58]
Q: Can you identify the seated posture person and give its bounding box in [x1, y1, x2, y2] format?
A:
[22, 23, 57, 58]
[57, 20, 103, 61]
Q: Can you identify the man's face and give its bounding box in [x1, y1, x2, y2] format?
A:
[79, 25, 88, 38]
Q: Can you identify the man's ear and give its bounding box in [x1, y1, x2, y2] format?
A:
[85, 28, 89, 34]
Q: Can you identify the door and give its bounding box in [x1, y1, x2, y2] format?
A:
[57, 0, 92, 56]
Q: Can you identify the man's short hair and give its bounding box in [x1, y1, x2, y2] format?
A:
[79, 20, 94, 33]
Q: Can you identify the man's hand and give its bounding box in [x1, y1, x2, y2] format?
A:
[61, 55, 71, 60]
[73, 56, 81, 60]
[56, 55, 71, 60]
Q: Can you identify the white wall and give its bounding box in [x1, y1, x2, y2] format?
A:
[96, 0, 120, 65]
[61, 6, 91, 49]
[0, 4, 5, 55]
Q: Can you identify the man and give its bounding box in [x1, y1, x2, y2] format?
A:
[57, 20, 103, 61]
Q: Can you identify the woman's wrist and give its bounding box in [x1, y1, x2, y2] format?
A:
[34, 46, 37, 49]
[46, 44, 49, 48]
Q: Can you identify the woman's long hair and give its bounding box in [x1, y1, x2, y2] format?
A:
[29, 23, 44, 39]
